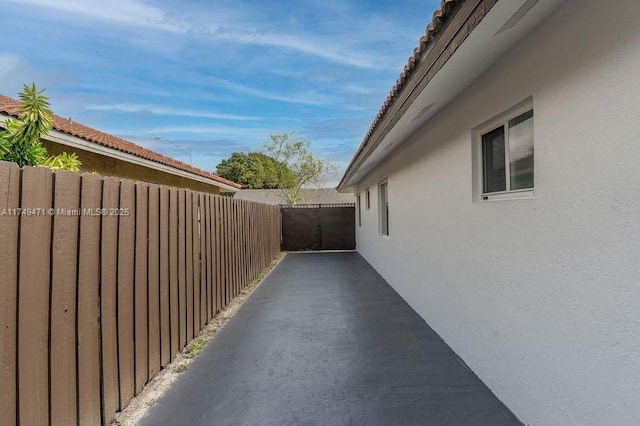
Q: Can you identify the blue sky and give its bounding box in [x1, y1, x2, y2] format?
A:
[0, 0, 439, 185]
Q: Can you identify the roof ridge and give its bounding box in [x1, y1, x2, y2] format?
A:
[0, 94, 241, 189]
[338, 0, 460, 189]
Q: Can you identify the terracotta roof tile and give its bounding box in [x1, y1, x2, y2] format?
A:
[0, 95, 241, 189]
[339, 0, 461, 190]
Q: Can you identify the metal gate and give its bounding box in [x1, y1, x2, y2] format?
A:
[281, 204, 356, 251]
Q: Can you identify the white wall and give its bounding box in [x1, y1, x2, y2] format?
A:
[354, 0, 640, 424]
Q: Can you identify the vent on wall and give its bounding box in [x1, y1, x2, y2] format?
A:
[495, 0, 539, 36]
[411, 102, 436, 123]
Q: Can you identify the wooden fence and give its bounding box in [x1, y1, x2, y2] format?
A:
[0, 161, 281, 425]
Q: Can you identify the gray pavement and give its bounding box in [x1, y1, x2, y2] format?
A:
[140, 252, 521, 426]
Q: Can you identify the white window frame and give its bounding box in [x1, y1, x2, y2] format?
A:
[472, 99, 534, 202]
[378, 180, 389, 237]
[356, 193, 362, 227]
[365, 188, 371, 210]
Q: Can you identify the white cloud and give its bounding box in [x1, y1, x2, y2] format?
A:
[5, 0, 401, 70]
[5, 0, 185, 32]
[140, 125, 272, 139]
[207, 77, 339, 106]
[207, 28, 387, 70]
[85, 103, 261, 121]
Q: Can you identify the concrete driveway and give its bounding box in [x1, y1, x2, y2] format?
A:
[140, 252, 521, 426]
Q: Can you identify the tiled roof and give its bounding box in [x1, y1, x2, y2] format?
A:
[234, 188, 354, 205]
[0, 95, 241, 189]
[340, 0, 460, 188]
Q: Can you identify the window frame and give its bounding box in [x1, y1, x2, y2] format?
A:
[365, 188, 371, 210]
[378, 180, 389, 237]
[356, 193, 362, 227]
[473, 101, 534, 202]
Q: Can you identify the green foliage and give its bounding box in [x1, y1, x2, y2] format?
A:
[43, 152, 82, 172]
[184, 338, 207, 359]
[0, 84, 53, 167]
[263, 133, 335, 205]
[174, 363, 188, 373]
[216, 151, 290, 189]
[0, 83, 81, 172]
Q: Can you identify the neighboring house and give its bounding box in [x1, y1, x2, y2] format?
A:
[338, 0, 640, 425]
[0, 95, 240, 193]
[234, 188, 353, 205]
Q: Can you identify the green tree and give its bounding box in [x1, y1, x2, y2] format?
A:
[0, 84, 52, 167]
[216, 151, 290, 189]
[0, 83, 81, 171]
[263, 133, 335, 205]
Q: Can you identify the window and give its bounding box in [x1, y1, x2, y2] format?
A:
[480, 108, 534, 199]
[357, 193, 362, 227]
[379, 181, 389, 236]
[365, 188, 371, 210]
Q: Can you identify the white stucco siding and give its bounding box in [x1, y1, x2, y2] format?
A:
[354, 0, 640, 425]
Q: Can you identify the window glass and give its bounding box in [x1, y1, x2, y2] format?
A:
[482, 126, 506, 193]
[508, 110, 534, 190]
[357, 194, 362, 227]
[380, 182, 388, 236]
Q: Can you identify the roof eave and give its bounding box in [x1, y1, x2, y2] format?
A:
[0, 111, 240, 191]
[337, 0, 471, 191]
[0, 112, 240, 192]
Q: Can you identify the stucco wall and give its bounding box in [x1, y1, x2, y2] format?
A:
[42, 140, 221, 194]
[354, 0, 640, 424]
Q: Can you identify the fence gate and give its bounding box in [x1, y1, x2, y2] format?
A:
[281, 204, 355, 251]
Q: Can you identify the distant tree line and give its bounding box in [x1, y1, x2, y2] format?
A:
[216, 132, 335, 205]
[216, 151, 290, 190]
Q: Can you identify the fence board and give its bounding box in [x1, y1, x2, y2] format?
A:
[259, 206, 264, 269]
[50, 171, 81, 425]
[221, 197, 226, 306]
[225, 197, 231, 305]
[250, 203, 255, 281]
[220, 197, 227, 307]
[246, 204, 250, 284]
[232, 199, 238, 299]
[17, 166, 53, 426]
[246, 202, 252, 282]
[159, 187, 171, 366]
[245, 202, 250, 286]
[192, 193, 201, 335]
[148, 185, 161, 378]
[0, 162, 19, 426]
[236, 201, 240, 293]
[169, 189, 179, 357]
[134, 183, 149, 394]
[239, 202, 244, 289]
[205, 195, 213, 320]
[101, 178, 120, 423]
[0, 161, 283, 425]
[185, 191, 194, 342]
[117, 181, 136, 408]
[235, 202, 240, 295]
[77, 174, 102, 426]
[214, 196, 222, 313]
[199, 193, 207, 327]
[177, 190, 187, 349]
[256, 204, 261, 278]
[241, 202, 245, 289]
